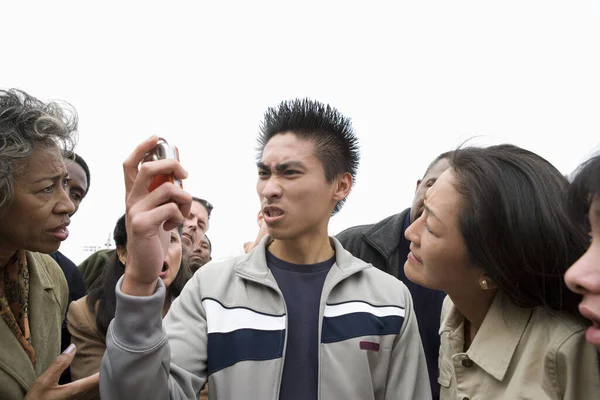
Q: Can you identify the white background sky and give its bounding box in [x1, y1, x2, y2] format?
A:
[2, 1, 600, 264]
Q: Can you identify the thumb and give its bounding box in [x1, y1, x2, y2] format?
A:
[41, 344, 76, 385]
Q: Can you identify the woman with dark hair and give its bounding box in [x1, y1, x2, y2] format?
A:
[0, 89, 98, 399]
[405, 144, 600, 399]
[565, 155, 600, 351]
[67, 214, 192, 399]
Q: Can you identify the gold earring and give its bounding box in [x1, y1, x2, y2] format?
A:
[480, 279, 489, 290]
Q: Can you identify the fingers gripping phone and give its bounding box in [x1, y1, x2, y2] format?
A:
[142, 138, 184, 191]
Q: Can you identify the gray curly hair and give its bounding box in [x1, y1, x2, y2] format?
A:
[0, 89, 78, 214]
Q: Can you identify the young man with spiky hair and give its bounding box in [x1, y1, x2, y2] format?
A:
[99, 99, 432, 400]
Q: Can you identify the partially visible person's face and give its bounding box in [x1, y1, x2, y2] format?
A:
[65, 160, 88, 216]
[182, 201, 209, 250]
[404, 169, 484, 296]
[410, 158, 451, 224]
[198, 236, 211, 263]
[0, 146, 75, 258]
[565, 196, 600, 349]
[257, 133, 350, 241]
[186, 235, 212, 272]
[160, 228, 183, 288]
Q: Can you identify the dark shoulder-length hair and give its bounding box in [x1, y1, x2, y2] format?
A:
[86, 214, 192, 337]
[449, 144, 588, 316]
[568, 155, 600, 231]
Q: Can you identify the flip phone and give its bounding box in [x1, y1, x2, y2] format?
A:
[142, 138, 183, 191]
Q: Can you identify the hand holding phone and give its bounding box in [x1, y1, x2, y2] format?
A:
[142, 138, 183, 191]
[121, 136, 191, 296]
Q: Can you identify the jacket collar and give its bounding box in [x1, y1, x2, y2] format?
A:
[360, 209, 410, 261]
[440, 291, 533, 381]
[234, 235, 370, 285]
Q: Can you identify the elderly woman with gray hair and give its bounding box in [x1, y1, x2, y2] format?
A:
[0, 89, 98, 399]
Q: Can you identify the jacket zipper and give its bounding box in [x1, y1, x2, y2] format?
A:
[235, 271, 288, 400]
[237, 260, 369, 400]
[316, 265, 369, 400]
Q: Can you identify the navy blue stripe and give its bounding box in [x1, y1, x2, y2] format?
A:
[321, 312, 404, 343]
[207, 329, 285, 375]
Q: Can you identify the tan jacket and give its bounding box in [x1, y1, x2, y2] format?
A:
[67, 296, 103, 399]
[68, 295, 209, 400]
[439, 292, 600, 399]
[0, 252, 68, 399]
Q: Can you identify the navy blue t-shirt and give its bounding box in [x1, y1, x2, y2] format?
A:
[266, 250, 335, 400]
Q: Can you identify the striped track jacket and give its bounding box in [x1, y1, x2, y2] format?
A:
[100, 236, 432, 400]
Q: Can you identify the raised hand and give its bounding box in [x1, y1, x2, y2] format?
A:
[25, 344, 99, 400]
[121, 136, 192, 296]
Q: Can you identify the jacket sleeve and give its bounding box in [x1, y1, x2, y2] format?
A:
[551, 329, 600, 399]
[79, 249, 114, 290]
[67, 299, 104, 381]
[99, 274, 207, 400]
[66, 299, 102, 399]
[384, 287, 433, 400]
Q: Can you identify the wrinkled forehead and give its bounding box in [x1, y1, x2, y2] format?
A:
[17, 145, 66, 179]
[190, 201, 209, 221]
[260, 133, 316, 164]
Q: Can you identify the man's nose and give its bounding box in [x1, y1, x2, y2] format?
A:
[261, 178, 283, 199]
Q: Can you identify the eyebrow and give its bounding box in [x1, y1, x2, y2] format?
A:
[423, 201, 444, 225]
[256, 161, 306, 172]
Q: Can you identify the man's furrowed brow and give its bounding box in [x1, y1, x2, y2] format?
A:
[256, 161, 305, 171]
[275, 161, 305, 172]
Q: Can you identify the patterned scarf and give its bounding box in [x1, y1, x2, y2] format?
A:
[0, 250, 35, 365]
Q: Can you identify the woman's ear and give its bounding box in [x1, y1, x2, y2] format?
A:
[478, 273, 499, 291]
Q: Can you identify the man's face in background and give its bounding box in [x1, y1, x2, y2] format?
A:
[182, 201, 209, 250]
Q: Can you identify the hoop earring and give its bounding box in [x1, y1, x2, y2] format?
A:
[480, 279, 489, 290]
